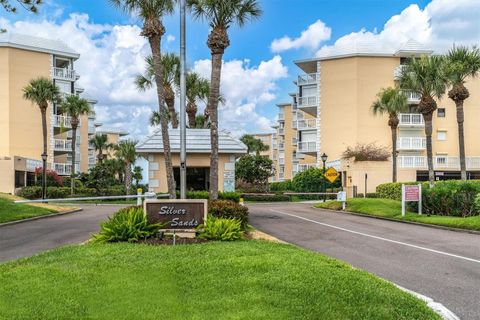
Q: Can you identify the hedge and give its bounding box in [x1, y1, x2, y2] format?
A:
[376, 182, 420, 201]
[243, 194, 291, 202]
[17, 185, 130, 200]
[174, 191, 240, 203]
[269, 180, 294, 192]
[208, 200, 249, 229]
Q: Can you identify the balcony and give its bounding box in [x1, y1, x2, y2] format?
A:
[88, 156, 96, 165]
[397, 137, 426, 150]
[53, 67, 76, 81]
[398, 156, 480, 170]
[53, 115, 72, 128]
[279, 157, 285, 165]
[297, 119, 316, 131]
[297, 95, 318, 116]
[278, 113, 285, 121]
[53, 163, 72, 175]
[297, 73, 319, 86]
[405, 91, 421, 103]
[278, 142, 285, 151]
[89, 142, 95, 149]
[278, 128, 285, 136]
[399, 113, 424, 127]
[54, 139, 72, 152]
[297, 141, 317, 153]
[291, 137, 297, 145]
[398, 156, 427, 168]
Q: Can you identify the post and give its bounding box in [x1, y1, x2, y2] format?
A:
[179, 0, 187, 199]
[322, 160, 326, 202]
[41, 152, 47, 199]
[137, 188, 143, 206]
[401, 184, 406, 217]
[418, 183, 422, 215]
[364, 173, 368, 198]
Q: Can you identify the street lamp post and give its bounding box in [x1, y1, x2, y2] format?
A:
[41, 152, 47, 199]
[179, 0, 187, 199]
[321, 153, 328, 202]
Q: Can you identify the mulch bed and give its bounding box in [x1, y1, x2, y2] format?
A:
[140, 237, 209, 246]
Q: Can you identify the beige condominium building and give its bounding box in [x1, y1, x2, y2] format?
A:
[269, 39, 480, 194]
[0, 33, 99, 194]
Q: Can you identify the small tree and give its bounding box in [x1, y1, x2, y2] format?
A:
[89, 134, 113, 163]
[115, 140, 139, 195]
[240, 134, 269, 155]
[133, 166, 143, 188]
[292, 168, 340, 193]
[342, 143, 390, 162]
[235, 155, 275, 190]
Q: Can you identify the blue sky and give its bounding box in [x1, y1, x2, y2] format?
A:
[1, 0, 478, 137]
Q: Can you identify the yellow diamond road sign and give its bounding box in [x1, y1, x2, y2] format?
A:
[324, 167, 340, 183]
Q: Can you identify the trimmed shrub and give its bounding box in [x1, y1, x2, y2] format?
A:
[366, 193, 378, 198]
[92, 207, 162, 243]
[208, 200, 249, 229]
[174, 191, 240, 203]
[197, 217, 243, 241]
[474, 193, 480, 215]
[422, 180, 480, 217]
[47, 187, 71, 199]
[17, 186, 42, 199]
[292, 168, 341, 193]
[376, 182, 419, 201]
[270, 180, 294, 192]
[219, 192, 241, 203]
[243, 194, 291, 202]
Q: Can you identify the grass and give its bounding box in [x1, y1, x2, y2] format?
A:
[315, 198, 480, 231]
[0, 241, 439, 320]
[50, 199, 137, 205]
[0, 193, 67, 223]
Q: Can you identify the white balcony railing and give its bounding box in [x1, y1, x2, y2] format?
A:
[279, 157, 285, 165]
[88, 156, 96, 165]
[297, 119, 316, 130]
[278, 142, 285, 151]
[397, 137, 426, 150]
[291, 137, 297, 145]
[278, 113, 285, 121]
[399, 113, 424, 127]
[398, 156, 480, 169]
[297, 95, 318, 108]
[278, 128, 285, 135]
[297, 73, 319, 86]
[53, 115, 72, 128]
[297, 141, 317, 153]
[52, 67, 76, 81]
[398, 156, 427, 168]
[54, 139, 72, 152]
[298, 164, 317, 172]
[53, 163, 72, 175]
[406, 91, 421, 102]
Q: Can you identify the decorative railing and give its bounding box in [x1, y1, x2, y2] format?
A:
[297, 73, 319, 86]
[297, 141, 317, 153]
[297, 95, 318, 108]
[52, 115, 72, 128]
[297, 119, 316, 130]
[398, 156, 480, 169]
[397, 137, 426, 150]
[399, 113, 424, 126]
[54, 139, 72, 151]
[52, 67, 76, 81]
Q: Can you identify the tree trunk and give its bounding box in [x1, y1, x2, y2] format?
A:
[149, 36, 176, 198]
[456, 100, 467, 180]
[186, 101, 197, 128]
[41, 106, 48, 199]
[70, 120, 78, 196]
[125, 162, 132, 195]
[208, 52, 223, 200]
[424, 113, 435, 187]
[391, 125, 398, 183]
[165, 84, 178, 128]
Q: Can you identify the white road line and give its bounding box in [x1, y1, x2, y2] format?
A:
[269, 209, 480, 265]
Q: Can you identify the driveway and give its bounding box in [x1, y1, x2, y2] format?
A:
[0, 205, 122, 263]
[248, 202, 480, 320]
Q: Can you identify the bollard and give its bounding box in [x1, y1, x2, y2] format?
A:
[239, 197, 245, 206]
[137, 188, 143, 206]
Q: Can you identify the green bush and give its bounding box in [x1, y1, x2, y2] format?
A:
[17, 186, 42, 199]
[422, 180, 480, 217]
[292, 168, 341, 192]
[270, 180, 294, 192]
[219, 192, 241, 203]
[366, 193, 378, 198]
[208, 200, 249, 229]
[174, 191, 240, 203]
[17, 186, 70, 199]
[47, 187, 71, 199]
[197, 217, 243, 241]
[92, 207, 162, 243]
[474, 194, 480, 215]
[376, 182, 419, 201]
[243, 194, 291, 202]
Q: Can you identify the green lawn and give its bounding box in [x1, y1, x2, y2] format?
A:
[0, 241, 439, 319]
[315, 198, 480, 231]
[0, 195, 57, 223]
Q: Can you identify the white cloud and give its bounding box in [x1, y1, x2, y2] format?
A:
[316, 0, 480, 57]
[193, 55, 288, 136]
[166, 34, 175, 43]
[0, 14, 288, 138]
[271, 20, 331, 53]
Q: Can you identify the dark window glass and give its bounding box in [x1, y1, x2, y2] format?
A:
[26, 172, 36, 186]
[438, 108, 446, 117]
[15, 171, 25, 188]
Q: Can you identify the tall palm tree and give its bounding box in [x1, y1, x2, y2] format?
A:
[186, 72, 210, 127]
[89, 134, 112, 163]
[23, 77, 61, 199]
[187, 0, 262, 199]
[115, 140, 139, 195]
[399, 55, 446, 187]
[111, 0, 177, 199]
[444, 46, 480, 180]
[371, 87, 408, 182]
[136, 54, 180, 128]
[194, 114, 207, 128]
[60, 95, 93, 195]
[240, 134, 269, 155]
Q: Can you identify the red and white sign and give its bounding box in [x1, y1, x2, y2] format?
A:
[404, 185, 420, 202]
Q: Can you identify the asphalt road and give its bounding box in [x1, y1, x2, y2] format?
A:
[248, 202, 480, 320]
[0, 205, 121, 263]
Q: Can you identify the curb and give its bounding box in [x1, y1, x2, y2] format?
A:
[395, 285, 460, 320]
[0, 208, 83, 227]
[315, 207, 480, 235]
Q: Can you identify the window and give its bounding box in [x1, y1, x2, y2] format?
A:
[437, 108, 446, 117]
[437, 131, 447, 141]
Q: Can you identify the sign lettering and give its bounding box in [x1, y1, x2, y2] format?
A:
[144, 200, 207, 230]
[324, 167, 340, 183]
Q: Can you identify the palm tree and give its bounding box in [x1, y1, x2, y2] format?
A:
[89, 134, 112, 163]
[186, 72, 210, 127]
[60, 95, 93, 195]
[194, 114, 207, 128]
[110, 0, 176, 199]
[133, 166, 143, 188]
[240, 134, 269, 155]
[399, 55, 446, 187]
[187, 0, 262, 199]
[104, 158, 125, 183]
[115, 140, 139, 195]
[23, 77, 61, 199]
[136, 54, 180, 128]
[371, 87, 408, 182]
[444, 46, 480, 180]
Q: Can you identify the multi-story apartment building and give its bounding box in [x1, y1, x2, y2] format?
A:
[269, 40, 480, 193]
[95, 128, 129, 160]
[0, 33, 99, 193]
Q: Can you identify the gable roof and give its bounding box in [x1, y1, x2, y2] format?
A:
[0, 33, 79, 58]
[136, 129, 247, 154]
